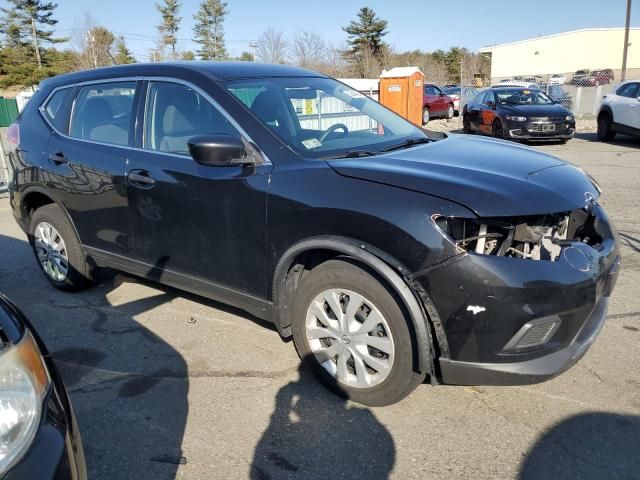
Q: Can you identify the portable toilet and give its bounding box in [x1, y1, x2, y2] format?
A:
[379, 67, 424, 126]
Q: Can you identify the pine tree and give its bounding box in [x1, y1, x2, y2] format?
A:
[2, 0, 65, 68]
[0, 7, 25, 48]
[343, 7, 388, 58]
[156, 0, 181, 58]
[114, 36, 135, 64]
[192, 0, 227, 60]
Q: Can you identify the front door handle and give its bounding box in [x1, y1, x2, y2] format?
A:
[48, 152, 67, 164]
[128, 170, 156, 188]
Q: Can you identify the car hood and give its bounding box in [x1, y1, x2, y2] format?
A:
[501, 103, 570, 116]
[328, 135, 598, 217]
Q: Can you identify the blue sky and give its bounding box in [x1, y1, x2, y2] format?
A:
[4, 0, 639, 61]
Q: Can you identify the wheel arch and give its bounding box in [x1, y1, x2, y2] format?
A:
[20, 187, 83, 247]
[598, 105, 613, 122]
[271, 235, 435, 375]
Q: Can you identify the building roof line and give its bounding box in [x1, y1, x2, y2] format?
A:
[480, 27, 640, 51]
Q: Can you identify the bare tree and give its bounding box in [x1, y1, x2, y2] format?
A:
[71, 13, 115, 69]
[255, 28, 288, 64]
[292, 31, 327, 69]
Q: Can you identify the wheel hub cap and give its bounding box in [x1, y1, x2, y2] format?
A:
[305, 288, 395, 389]
[34, 222, 69, 282]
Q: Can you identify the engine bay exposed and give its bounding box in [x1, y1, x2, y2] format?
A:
[434, 208, 604, 261]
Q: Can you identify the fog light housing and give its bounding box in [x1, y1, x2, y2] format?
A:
[502, 316, 561, 351]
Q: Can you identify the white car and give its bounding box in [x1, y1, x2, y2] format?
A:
[597, 80, 640, 140]
[549, 74, 566, 86]
[491, 81, 540, 90]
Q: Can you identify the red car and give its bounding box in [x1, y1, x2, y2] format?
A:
[423, 84, 455, 124]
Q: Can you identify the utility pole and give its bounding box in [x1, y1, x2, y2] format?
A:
[86, 33, 97, 68]
[621, 0, 632, 81]
[249, 41, 257, 62]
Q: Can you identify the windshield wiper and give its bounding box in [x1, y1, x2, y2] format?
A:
[325, 150, 378, 159]
[382, 137, 432, 152]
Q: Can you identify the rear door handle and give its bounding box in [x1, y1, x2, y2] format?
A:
[48, 152, 67, 164]
[127, 170, 156, 188]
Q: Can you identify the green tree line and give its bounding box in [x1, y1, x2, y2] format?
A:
[1, 2, 489, 90]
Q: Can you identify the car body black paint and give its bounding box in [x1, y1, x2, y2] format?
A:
[0, 295, 86, 480]
[6, 62, 619, 386]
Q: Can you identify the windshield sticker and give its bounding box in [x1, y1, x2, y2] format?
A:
[302, 138, 322, 149]
[342, 89, 365, 98]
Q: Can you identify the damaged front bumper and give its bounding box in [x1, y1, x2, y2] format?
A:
[413, 205, 620, 386]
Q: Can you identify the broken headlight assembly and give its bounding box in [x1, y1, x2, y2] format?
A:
[0, 331, 50, 474]
[433, 208, 604, 261]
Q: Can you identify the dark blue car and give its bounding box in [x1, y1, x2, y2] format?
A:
[463, 87, 576, 142]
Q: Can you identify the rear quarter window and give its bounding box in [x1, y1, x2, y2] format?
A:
[42, 87, 74, 133]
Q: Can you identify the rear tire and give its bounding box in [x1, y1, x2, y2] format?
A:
[597, 113, 616, 141]
[422, 108, 430, 125]
[446, 104, 454, 119]
[463, 114, 473, 134]
[291, 259, 425, 406]
[29, 204, 93, 291]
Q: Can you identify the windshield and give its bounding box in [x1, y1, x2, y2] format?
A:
[225, 77, 428, 159]
[494, 89, 554, 105]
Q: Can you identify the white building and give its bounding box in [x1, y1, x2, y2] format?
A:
[480, 28, 640, 80]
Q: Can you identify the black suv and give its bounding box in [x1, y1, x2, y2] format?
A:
[5, 63, 620, 405]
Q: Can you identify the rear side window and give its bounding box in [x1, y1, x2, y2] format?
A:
[143, 82, 238, 155]
[616, 83, 639, 98]
[425, 85, 439, 96]
[70, 82, 137, 146]
[42, 88, 73, 133]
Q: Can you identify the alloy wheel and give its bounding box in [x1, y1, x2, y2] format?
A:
[305, 288, 395, 388]
[34, 222, 69, 282]
[422, 109, 429, 124]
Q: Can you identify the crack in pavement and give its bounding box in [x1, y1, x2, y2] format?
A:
[57, 359, 299, 386]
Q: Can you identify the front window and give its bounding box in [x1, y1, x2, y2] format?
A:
[226, 77, 428, 158]
[143, 81, 238, 155]
[494, 89, 554, 105]
[617, 83, 639, 98]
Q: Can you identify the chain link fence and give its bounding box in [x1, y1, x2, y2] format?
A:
[455, 67, 626, 123]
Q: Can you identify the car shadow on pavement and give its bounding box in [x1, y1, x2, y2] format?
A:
[251, 361, 395, 480]
[0, 233, 189, 480]
[574, 132, 640, 146]
[519, 412, 640, 479]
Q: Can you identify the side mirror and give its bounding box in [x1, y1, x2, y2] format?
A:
[485, 101, 495, 109]
[187, 134, 249, 166]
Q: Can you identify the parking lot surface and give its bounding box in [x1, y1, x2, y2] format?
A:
[0, 132, 638, 479]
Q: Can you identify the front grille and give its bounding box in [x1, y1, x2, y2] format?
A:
[528, 116, 566, 122]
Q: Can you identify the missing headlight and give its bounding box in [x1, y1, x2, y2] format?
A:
[433, 209, 601, 262]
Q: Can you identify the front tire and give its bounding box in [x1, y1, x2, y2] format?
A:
[29, 204, 93, 291]
[422, 108, 430, 125]
[597, 113, 616, 141]
[291, 259, 425, 406]
[493, 120, 507, 140]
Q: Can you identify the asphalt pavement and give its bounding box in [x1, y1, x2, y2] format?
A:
[0, 132, 638, 479]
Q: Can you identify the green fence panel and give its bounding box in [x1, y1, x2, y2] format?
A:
[0, 98, 19, 127]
